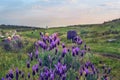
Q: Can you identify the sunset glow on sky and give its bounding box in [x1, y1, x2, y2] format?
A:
[0, 0, 120, 27]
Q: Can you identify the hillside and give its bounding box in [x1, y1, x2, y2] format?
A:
[0, 18, 120, 79]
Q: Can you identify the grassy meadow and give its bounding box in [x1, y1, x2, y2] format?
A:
[0, 19, 120, 80]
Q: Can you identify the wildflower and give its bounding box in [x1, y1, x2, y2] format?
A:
[6, 74, 9, 79]
[16, 68, 19, 80]
[50, 73, 54, 80]
[80, 50, 86, 57]
[72, 48, 76, 56]
[35, 64, 39, 73]
[76, 76, 79, 80]
[62, 43, 65, 48]
[84, 68, 89, 77]
[38, 58, 42, 66]
[28, 52, 33, 61]
[55, 38, 60, 45]
[1, 78, 4, 80]
[77, 40, 83, 45]
[79, 70, 83, 76]
[9, 69, 14, 79]
[75, 47, 80, 55]
[73, 36, 80, 43]
[32, 65, 36, 76]
[62, 74, 66, 80]
[62, 48, 68, 57]
[44, 70, 49, 79]
[55, 62, 67, 76]
[28, 73, 30, 79]
[40, 72, 44, 80]
[50, 70, 54, 80]
[55, 47, 58, 55]
[37, 40, 47, 50]
[21, 72, 24, 78]
[27, 61, 30, 68]
[35, 49, 39, 59]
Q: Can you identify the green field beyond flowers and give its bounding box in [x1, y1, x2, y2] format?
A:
[0, 19, 120, 80]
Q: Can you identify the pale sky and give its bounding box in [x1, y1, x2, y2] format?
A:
[0, 0, 120, 27]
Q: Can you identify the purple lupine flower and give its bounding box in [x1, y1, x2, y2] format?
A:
[85, 62, 90, 69]
[55, 62, 67, 76]
[84, 68, 89, 77]
[37, 40, 47, 50]
[6, 74, 9, 79]
[77, 40, 83, 45]
[62, 48, 68, 57]
[50, 73, 54, 80]
[35, 64, 39, 73]
[44, 70, 49, 79]
[79, 62, 97, 77]
[21, 72, 24, 78]
[35, 49, 39, 59]
[62, 74, 66, 80]
[79, 70, 83, 76]
[32, 65, 36, 76]
[103, 75, 108, 80]
[80, 50, 86, 57]
[76, 76, 79, 80]
[73, 36, 80, 43]
[55, 47, 58, 55]
[55, 62, 61, 71]
[48, 36, 53, 43]
[55, 38, 60, 45]
[62, 43, 65, 48]
[75, 47, 80, 55]
[28, 52, 33, 61]
[51, 41, 56, 49]
[28, 72, 30, 79]
[49, 69, 54, 80]
[27, 61, 30, 68]
[35, 42, 39, 50]
[1, 78, 4, 80]
[9, 69, 14, 79]
[72, 48, 76, 56]
[40, 72, 44, 80]
[42, 36, 47, 43]
[38, 58, 42, 66]
[62, 64, 67, 74]
[16, 68, 19, 80]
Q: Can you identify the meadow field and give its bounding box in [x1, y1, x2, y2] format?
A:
[0, 19, 120, 80]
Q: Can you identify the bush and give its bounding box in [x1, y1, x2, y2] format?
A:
[2, 35, 23, 52]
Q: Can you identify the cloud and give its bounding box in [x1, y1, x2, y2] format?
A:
[100, 0, 120, 9]
[0, 0, 120, 27]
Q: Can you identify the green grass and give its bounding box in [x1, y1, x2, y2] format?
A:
[0, 21, 120, 79]
[90, 54, 120, 80]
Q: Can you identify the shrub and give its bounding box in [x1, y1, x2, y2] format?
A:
[1, 32, 112, 80]
[67, 30, 77, 40]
